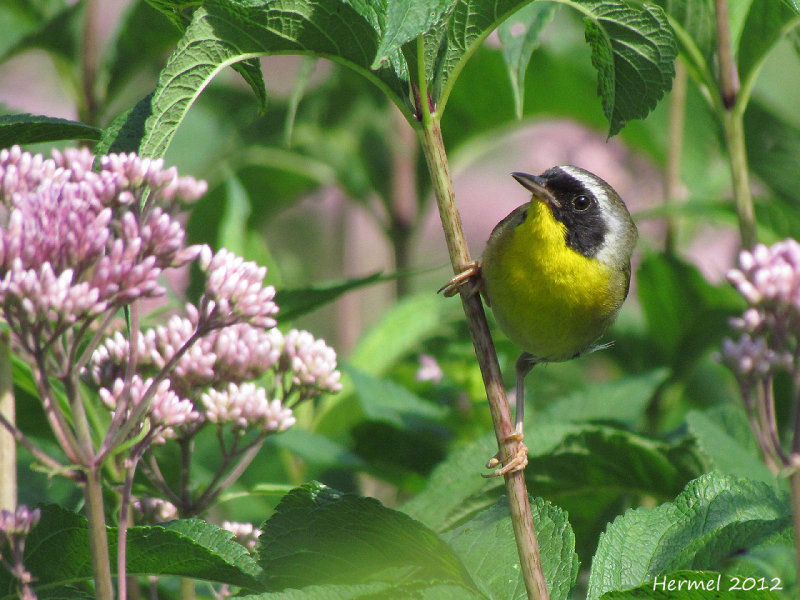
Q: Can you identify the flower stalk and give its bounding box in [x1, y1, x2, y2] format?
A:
[0, 333, 15, 512]
[416, 39, 549, 600]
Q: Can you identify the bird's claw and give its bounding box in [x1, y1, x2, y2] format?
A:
[483, 430, 528, 478]
[438, 261, 481, 298]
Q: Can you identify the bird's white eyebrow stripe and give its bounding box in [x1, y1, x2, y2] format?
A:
[558, 165, 608, 203]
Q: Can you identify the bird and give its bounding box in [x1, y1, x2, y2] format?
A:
[440, 165, 638, 476]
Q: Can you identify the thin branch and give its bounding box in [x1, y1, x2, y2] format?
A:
[416, 37, 549, 600]
[0, 333, 16, 511]
[714, 0, 739, 109]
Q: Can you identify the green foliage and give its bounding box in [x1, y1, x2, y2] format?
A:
[0, 505, 262, 599]
[588, 472, 793, 600]
[0, 113, 100, 145]
[5, 0, 800, 597]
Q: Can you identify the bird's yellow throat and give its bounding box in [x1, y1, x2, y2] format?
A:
[483, 199, 625, 361]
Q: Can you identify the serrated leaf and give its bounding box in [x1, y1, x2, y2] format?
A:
[443, 496, 579, 600]
[0, 113, 101, 146]
[498, 2, 559, 119]
[651, 0, 715, 74]
[128, 0, 410, 160]
[686, 409, 776, 485]
[0, 505, 262, 598]
[255, 482, 477, 592]
[575, 0, 677, 136]
[600, 570, 785, 599]
[402, 423, 703, 533]
[587, 472, 792, 600]
[373, 0, 453, 69]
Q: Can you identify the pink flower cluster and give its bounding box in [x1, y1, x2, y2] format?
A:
[282, 329, 342, 394]
[722, 239, 800, 382]
[202, 383, 296, 432]
[0, 506, 40, 536]
[221, 520, 262, 551]
[0, 146, 205, 347]
[132, 496, 178, 523]
[99, 376, 199, 443]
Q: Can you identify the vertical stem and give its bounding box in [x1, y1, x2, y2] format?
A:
[418, 100, 549, 600]
[789, 468, 800, 589]
[179, 577, 195, 600]
[664, 60, 688, 254]
[714, 0, 739, 109]
[389, 107, 419, 298]
[722, 109, 756, 249]
[0, 333, 16, 512]
[714, 0, 755, 249]
[80, 0, 100, 124]
[84, 465, 115, 600]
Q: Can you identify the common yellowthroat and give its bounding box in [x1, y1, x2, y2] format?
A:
[442, 165, 637, 475]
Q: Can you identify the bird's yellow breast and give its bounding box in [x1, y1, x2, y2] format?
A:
[482, 201, 628, 361]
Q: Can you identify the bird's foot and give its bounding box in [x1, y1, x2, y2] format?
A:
[483, 428, 528, 478]
[438, 261, 481, 298]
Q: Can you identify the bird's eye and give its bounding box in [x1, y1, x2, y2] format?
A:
[572, 195, 591, 211]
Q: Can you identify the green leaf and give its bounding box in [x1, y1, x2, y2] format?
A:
[686, 408, 776, 485]
[96, 93, 155, 155]
[600, 570, 785, 599]
[0, 506, 262, 598]
[636, 252, 743, 375]
[345, 364, 448, 429]
[652, 0, 715, 76]
[746, 98, 800, 205]
[268, 427, 365, 469]
[575, 0, 677, 137]
[498, 2, 560, 119]
[587, 472, 792, 600]
[737, 0, 799, 91]
[538, 368, 669, 427]
[349, 292, 459, 375]
[0, 113, 100, 146]
[402, 423, 704, 533]
[442, 496, 579, 600]
[128, 0, 411, 160]
[255, 482, 477, 592]
[372, 0, 453, 69]
[276, 273, 386, 322]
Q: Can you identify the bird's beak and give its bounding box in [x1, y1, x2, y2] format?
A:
[511, 172, 561, 209]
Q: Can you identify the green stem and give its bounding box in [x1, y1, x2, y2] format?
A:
[416, 38, 549, 600]
[0, 333, 16, 512]
[789, 468, 800, 590]
[180, 576, 195, 600]
[722, 108, 756, 249]
[84, 465, 114, 600]
[664, 60, 687, 255]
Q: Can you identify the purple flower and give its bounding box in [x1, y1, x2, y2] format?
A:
[0, 506, 40, 536]
[202, 382, 295, 432]
[198, 247, 279, 329]
[282, 329, 342, 393]
[221, 520, 261, 551]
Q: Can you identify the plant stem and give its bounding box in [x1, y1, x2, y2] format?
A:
[0, 333, 16, 512]
[416, 71, 549, 600]
[722, 108, 756, 249]
[664, 60, 687, 254]
[84, 465, 115, 600]
[713, 0, 739, 110]
[789, 467, 800, 590]
[714, 0, 756, 248]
